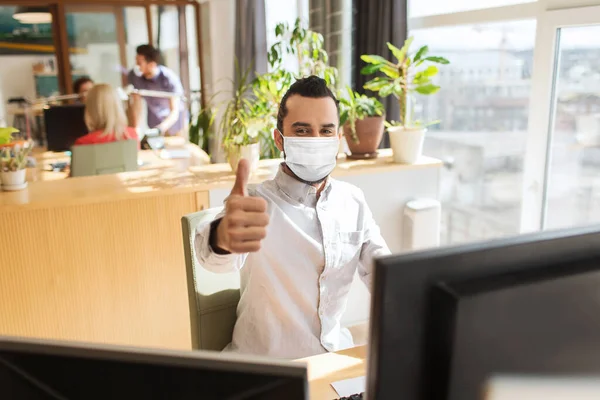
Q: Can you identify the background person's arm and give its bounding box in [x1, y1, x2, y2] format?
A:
[156, 96, 180, 134]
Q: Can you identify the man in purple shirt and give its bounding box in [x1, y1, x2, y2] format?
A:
[128, 44, 187, 136]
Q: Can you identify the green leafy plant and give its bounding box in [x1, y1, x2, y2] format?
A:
[268, 18, 338, 86]
[249, 18, 340, 159]
[220, 63, 261, 153]
[189, 106, 214, 154]
[339, 86, 385, 143]
[0, 127, 18, 145]
[1, 142, 32, 172]
[360, 37, 449, 128]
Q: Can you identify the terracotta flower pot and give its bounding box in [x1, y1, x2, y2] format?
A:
[343, 116, 385, 158]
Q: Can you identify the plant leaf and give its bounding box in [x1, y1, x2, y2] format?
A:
[388, 37, 413, 64]
[381, 65, 400, 79]
[424, 56, 450, 65]
[415, 84, 440, 95]
[361, 54, 389, 66]
[423, 65, 439, 77]
[413, 72, 430, 85]
[379, 83, 395, 98]
[413, 45, 429, 62]
[363, 77, 389, 91]
[360, 63, 384, 75]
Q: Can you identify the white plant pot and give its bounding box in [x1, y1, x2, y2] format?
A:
[388, 126, 426, 164]
[1, 169, 26, 187]
[227, 143, 260, 174]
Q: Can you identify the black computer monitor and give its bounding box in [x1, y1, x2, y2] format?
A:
[0, 336, 307, 399]
[368, 225, 600, 400]
[44, 104, 88, 151]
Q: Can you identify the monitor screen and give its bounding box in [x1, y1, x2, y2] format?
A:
[44, 105, 88, 152]
[0, 337, 307, 400]
[432, 259, 600, 400]
[368, 225, 600, 400]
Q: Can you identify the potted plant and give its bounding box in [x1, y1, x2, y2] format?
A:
[1, 132, 32, 191]
[339, 86, 385, 159]
[220, 64, 261, 173]
[360, 37, 449, 163]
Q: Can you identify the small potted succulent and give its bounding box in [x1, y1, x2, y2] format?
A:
[339, 86, 385, 159]
[361, 37, 449, 163]
[1, 131, 32, 191]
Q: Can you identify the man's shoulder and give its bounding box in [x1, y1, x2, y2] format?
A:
[159, 65, 182, 83]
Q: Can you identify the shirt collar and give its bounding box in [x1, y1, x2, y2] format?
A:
[274, 164, 332, 207]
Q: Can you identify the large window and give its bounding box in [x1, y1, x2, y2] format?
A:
[409, 0, 600, 244]
[412, 20, 536, 245]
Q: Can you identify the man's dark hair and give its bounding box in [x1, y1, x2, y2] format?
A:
[72, 76, 93, 95]
[136, 44, 161, 63]
[277, 75, 339, 133]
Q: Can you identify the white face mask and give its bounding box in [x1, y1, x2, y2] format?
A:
[279, 130, 339, 183]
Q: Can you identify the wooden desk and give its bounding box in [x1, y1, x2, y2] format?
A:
[300, 346, 367, 399]
[0, 151, 440, 351]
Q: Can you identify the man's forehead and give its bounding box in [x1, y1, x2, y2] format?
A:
[284, 95, 338, 117]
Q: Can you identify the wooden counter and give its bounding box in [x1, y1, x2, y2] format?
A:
[0, 149, 441, 351]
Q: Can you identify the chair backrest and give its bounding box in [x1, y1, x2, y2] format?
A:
[181, 207, 241, 351]
[71, 140, 138, 177]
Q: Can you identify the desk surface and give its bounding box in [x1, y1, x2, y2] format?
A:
[1, 149, 441, 212]
[301, 346, 367, 399]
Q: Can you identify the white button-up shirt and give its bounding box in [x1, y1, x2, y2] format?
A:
[194, 165, 390, 359]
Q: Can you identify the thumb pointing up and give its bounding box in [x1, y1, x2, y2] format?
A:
[231, 159, 250, 196]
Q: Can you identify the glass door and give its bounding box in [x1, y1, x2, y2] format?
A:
[65, 5, 149, 91]
[521, 6, 600, 232]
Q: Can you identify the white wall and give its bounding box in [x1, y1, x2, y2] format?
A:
[0, 55, 53, 126]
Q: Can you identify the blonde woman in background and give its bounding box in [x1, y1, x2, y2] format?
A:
[74, 84, 138, 146]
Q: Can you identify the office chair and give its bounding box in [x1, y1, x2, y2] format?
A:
[70, 140, 138, 177]
[181, 207, 241, 351]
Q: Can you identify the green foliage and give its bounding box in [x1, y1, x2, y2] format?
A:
[220, 63, 261, 152]
[1, 142, 32, 172]
[339, 86, 384, 143]
[0, 127, 18, 145]
[268, 18, 338, 86]
[248, 18, 340, 159]
[188, 107, 214, 153]
[360, 36, 450, 128]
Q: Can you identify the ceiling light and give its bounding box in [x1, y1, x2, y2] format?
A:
[13, 7, 52, 24]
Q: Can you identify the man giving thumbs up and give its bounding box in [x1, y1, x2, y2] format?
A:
[195, 76, 390, 359]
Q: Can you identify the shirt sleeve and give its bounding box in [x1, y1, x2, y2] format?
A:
[163, 68, 184, 95]
[357, 197, 391, 290]
[193, 208, 248, 274]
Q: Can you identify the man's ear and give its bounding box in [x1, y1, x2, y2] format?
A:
[274, 129, 283, 152]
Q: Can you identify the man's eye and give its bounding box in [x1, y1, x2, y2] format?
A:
[296, 128, 309, 134]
